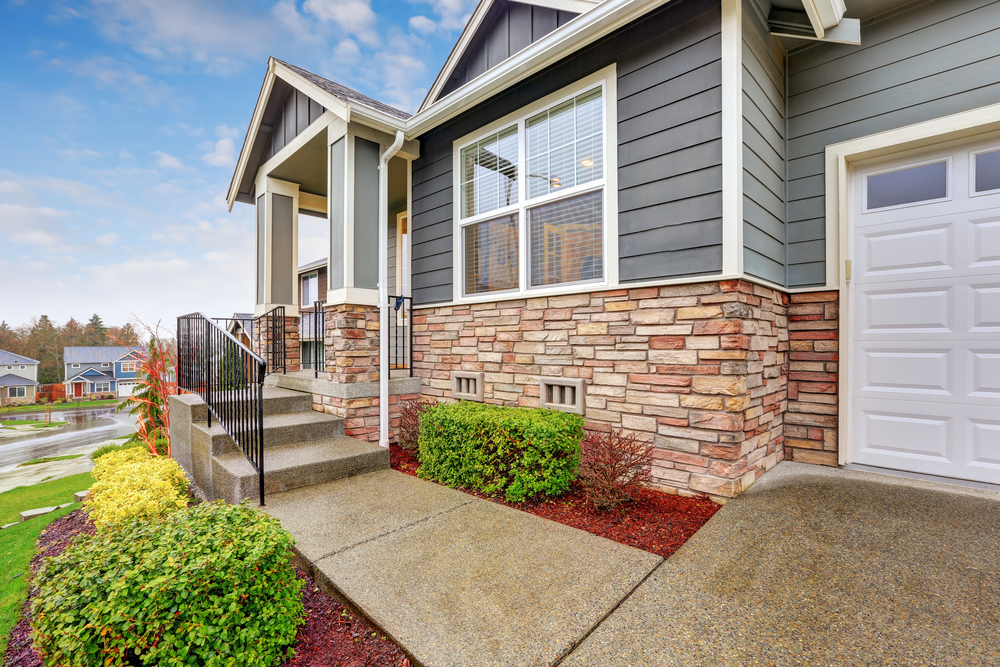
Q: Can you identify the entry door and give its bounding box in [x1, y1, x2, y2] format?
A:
[849, 136, 1000, 484]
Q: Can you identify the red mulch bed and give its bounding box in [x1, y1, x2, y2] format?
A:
[390, 443, 720, 559]
[3, 510, 410, 667]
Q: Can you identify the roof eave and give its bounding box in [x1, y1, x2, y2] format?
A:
[406, 0, 671, 138]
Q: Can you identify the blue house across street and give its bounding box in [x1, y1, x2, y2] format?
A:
[63, 346, 144, 399]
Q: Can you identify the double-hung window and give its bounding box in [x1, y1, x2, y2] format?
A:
[95, 382, 111, 393]
[8, 387, 25, 398]
[121, 361, 137, 373]
[457, 81, 609, 298]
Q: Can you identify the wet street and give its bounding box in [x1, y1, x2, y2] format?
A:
[0, 407, 137, 470]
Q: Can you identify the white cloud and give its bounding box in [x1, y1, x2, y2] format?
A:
[51, 55, 180, 108]
[56, 148, 104, 160]
[96, 232, 118, 245]
[199, 138, 236, 167]
[408, 15, 436, 34]
[0, 203, 71, 248]
[333, 39, 361, 64]
[215, 124, 241, 140]
[152, 151, 186, 170]
[416, 0, 476, 31]
[304, 0, 378, 44]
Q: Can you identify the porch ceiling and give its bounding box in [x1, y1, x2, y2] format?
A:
[267, 131, 328, 198]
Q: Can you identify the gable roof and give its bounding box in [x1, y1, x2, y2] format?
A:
[66, 369, 116, 383]
[227, 58, 411, 210]
[0, 350, 39, 365]
[0, 373, 39, 387]
[64, 346, 141, 364]
[419, 0, 598, 111]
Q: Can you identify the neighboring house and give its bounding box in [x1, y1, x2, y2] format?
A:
[221, 0, 1000, 498]
[63, 346, 143, 399]
[226, 313, 255, 349]
[0, 350, 40, 404]
[298, 259, 328, 371]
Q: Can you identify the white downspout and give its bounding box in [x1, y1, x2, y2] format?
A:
[378, 129, 405, 448]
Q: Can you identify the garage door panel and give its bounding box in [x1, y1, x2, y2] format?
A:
[855, 285, 955, 336]
[969, 348, 1000, 398]
[969, 282, 1000, 332]
[860, 222, 954, 278]
[855, 345, 952, 398]
[854, 404, 952, 464]
[969, 419, 1000, 472]
[970, 216, 1000, 268]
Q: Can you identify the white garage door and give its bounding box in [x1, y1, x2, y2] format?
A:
[118, 381, 139, 397]
[849, 135, 1000, 485]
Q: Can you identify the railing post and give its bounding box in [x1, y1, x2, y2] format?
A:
[408, 297, 414, 378]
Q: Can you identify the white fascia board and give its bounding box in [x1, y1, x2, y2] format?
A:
[420, 0, 498, 113]
[272, 61, 350, 120]
[407, 0, 673, 138]
[800, 0, 846, 38]
[347, 104, 408, 137]
[228, 61, 277, 211]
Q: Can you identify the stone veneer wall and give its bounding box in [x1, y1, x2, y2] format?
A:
[253, 315, 299, 373]
[412, 281, 795, 499]
[784, 291, 839, 466]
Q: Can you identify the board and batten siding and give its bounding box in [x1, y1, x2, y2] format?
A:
[438, 1, 578, 101]
[786, 0, 1000, 287]
[410, 0, 723, 306]
[741, 0, 786, 286]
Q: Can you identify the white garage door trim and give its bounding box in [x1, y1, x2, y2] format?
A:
[826, 103, 1000, 481]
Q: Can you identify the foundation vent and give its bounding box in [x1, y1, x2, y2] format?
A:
[451, 371, 484, 402]
[539, 377, 586, 415]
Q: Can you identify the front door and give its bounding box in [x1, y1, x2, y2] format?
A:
[73, 382, 83, 398]
[848, 134, 1000, 485]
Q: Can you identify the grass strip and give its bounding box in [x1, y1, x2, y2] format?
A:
[0, 504, 78, 654]
[18, 455, 83, 467]
[0, 473, 93, 526]
[0, 399, 120, 414]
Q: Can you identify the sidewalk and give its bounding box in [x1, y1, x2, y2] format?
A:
[0, 437, 127, 493]
[260, 469, 663, 667]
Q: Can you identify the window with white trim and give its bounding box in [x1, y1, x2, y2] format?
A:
[8, 387, 26, 398]
[301, 271, 319, 306]
[71, 363, 80, 368]
[457, 84, 607, 298]
[121, 361, 137, 373]
[95, 382, 111, 393]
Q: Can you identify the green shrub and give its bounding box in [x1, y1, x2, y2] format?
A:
[417, 401, 584, 502]
[90, 438, 146, 460]
[32, 501, 305, 667]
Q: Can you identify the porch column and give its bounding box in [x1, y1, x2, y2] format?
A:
[253, 176, 300, 371]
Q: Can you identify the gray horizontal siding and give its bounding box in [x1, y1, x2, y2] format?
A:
[410, 0, 722, 305]
[742, 0, 786, 286]
[439, 1, 578, 100]
[786, 0, 1000, 287]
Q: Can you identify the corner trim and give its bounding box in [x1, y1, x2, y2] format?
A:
[721, 0, 743, 277]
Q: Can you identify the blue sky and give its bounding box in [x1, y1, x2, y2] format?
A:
[0, 0, 473, 329]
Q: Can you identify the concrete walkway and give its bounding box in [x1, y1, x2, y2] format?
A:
[563, 462, 1000, 666]
[261, 470, 662, 667]
[0, 436, 128, 493]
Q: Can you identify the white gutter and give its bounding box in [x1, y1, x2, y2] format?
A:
[800, 0, 847, 39]
[378, 129, 405, 448]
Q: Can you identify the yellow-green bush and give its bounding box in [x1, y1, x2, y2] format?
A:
[87, 448, 188, 529]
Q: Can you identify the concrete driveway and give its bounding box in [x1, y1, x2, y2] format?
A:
[563, 462, 1000, 667]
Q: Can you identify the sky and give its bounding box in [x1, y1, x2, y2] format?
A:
[0, 0, 474, 331]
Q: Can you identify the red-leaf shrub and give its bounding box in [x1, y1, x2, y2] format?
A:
[396, 398, 426, 450]
[579, 429, 655, 510]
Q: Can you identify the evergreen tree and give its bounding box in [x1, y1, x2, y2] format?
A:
[85, 314, 107, 346]
[28, 316, 61, 383]
[107, 322, 141, 346]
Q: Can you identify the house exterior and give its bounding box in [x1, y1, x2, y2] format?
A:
[63, 346, 143, 399]
[0, 350, 40, 404]
[225, 0, 1000, 498]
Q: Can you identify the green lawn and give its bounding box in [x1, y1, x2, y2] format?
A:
[0, 420, 68, 429]
[0, 503, 79, 654]
[18, 455, 83, 467]
[0, 473, 93, 526]
[0, 399, 121, 414]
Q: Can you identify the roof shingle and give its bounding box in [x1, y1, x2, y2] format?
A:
[275, 59, 412, 120]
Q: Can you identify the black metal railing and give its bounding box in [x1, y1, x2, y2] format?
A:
[300, 300, 326, 378]
[255, 306, 287, 376]
[387, 295, 412, 377]
[177, 312, 267, 506]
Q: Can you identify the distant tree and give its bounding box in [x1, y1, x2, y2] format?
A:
[27, 316, 62, 383]
[85, 314, 107, 346]
[0, 321, 16, 353]
[107, 322, 141, 346]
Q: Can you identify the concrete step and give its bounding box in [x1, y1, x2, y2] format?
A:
[191, 410, 345, 458]
[211, 437, 390, 504]
[185, 387, 314, 423]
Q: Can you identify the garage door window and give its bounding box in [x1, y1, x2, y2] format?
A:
[973, 149, 1000, 195]
[865, 160, 949, 212]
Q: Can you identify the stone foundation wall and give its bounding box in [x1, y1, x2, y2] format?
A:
[412, 281, 795, 499]
[324, 304, 379, 383]
[312, 391, 421, 442]
[784, 291, 839, 466]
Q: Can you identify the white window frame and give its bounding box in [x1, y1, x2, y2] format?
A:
[71, 363, 80, 368]
[94, 382, 111, 393]
[121, 361, 137, 373]
[8, 386, 26, 398]
[5, 366, 10, 370]
[970, 145, 1000, 197]
[102, 362, 110, 368]
[451, 65, 619, 303]
[301, 271, 319, 307]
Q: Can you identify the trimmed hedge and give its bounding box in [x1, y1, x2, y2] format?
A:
[417, 402, 584, 502]
[32, 501, 304, 667]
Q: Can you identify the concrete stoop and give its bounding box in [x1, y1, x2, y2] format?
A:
[168, 387, 389, 504]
